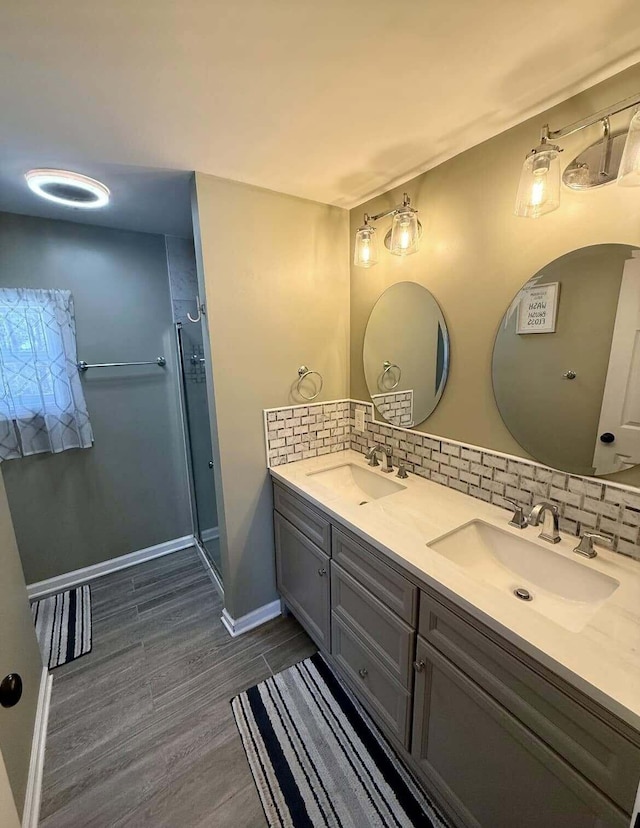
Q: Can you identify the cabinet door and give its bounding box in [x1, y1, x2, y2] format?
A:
[274, 512, 330, 651]
[411, 638, 628, 828]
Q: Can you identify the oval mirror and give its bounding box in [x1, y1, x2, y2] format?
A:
[363, 281, 449, 428]
[493, 244, 640, 476]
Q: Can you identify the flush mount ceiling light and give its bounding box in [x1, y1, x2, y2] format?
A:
[354, 193, 422, 268]
[515, 92, 640, 218]
[25, 169, 110, 209]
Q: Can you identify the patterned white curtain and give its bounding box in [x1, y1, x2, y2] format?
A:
[0, 288, 93, 461]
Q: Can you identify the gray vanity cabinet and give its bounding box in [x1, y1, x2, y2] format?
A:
[411, 636, 628, 828]
[272, 480, 640, 827]
[274, 510, 331, 650]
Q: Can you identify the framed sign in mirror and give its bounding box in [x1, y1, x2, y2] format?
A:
[363, 281, 449, 428]
[493, 244, 640, 476]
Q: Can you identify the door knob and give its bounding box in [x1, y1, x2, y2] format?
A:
[600, 432, 616, 444]
[0, 674, 22, 708]
[208, 460, 214, 469]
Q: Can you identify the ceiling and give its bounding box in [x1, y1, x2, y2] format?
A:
[2, 0, 640, 234]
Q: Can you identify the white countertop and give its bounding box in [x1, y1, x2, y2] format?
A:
[270, 450, 640, 732]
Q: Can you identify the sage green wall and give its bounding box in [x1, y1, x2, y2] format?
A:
[350, 62, 640, 487]
[0, 470, 42, 817]
[0, 213, 191, 583]
[193, 174, 349, 619]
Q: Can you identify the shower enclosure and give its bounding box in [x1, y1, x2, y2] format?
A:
[176, 320, 221, 578]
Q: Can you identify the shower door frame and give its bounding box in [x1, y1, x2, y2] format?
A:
[174, 321, 223, 598]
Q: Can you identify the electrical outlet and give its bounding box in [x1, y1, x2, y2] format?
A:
[355, 409, 365, 432]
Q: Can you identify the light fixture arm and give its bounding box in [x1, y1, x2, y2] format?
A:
[544, 91, 640, 141]
[367, 192, 415, 223]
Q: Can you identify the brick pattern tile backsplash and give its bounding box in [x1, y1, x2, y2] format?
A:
[371, 390, 414, 428]
[265, 401, 350, 466]
[349, 401, 640, 560]
[263, 398, 640, 560]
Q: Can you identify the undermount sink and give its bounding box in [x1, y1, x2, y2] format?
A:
[428, 520, 620, 632]
[306, 463, 406, 505]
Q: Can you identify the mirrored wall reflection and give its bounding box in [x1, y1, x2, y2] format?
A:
[493, 244, 640, 477]
[363, 281, 449, 428]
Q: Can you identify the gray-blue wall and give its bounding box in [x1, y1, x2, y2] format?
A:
[0, 212, 191, 583]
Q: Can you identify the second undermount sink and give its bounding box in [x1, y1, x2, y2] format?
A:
[306, 463, 406, 506]
[428, 520, 620, 632]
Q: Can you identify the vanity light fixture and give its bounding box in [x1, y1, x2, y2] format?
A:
[354, 193, 421, 267]
[515, 91, 640, 218]
[25, 169, 110, 209]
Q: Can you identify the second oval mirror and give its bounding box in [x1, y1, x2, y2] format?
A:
[363, 281, 449, 428]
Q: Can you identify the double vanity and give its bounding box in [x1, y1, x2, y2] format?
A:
[271, 449, 640, 828]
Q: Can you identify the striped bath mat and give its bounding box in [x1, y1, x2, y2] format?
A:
[232, 653, 450, 828]
[31, 585, 92, 669]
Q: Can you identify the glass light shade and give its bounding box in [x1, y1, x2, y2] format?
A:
[354, 224, 379, 268]
[618, 108, 640, 186]
[389, 207, 419, 256]
[514, 145, 561, 218]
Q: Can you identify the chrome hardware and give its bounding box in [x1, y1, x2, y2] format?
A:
[364, 445, 380, 467]
[208, 460, 214, 469]
[317, 567, 327, 576]
[563, 370, 577, 380]
[513, 587, 532, 601]
[527, 502, 561, 544]
[187, 294, 206, 323]
[413, 659, 425, 673]
[296, 366, 323, 401]
[191, 354, 206, 365]
[358, 667, 368, 678]
[380, 445, 394, 474]
[503, 497, 528, 529]
[77, 356, 166, 371]
[396, 462, 409, 479]
[573, 531, 612, 559]
[381, 360, 401, 390]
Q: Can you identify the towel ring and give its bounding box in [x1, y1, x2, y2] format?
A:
[382, 360, 401, 390]
[297, 366, 323, 401]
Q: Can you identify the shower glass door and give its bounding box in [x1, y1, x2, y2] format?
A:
[177, 322, 221, 576]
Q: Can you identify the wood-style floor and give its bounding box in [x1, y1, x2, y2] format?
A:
[40, 547, 316, 827]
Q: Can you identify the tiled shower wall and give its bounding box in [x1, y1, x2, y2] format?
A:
[349, 401, 640, 560]
[263, 398, 640, 560]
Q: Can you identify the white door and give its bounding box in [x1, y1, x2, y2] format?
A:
[593, 250, 640, 475]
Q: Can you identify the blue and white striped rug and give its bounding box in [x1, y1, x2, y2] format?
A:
[31, 585, 92, 670]
[232, 653, 450, 828]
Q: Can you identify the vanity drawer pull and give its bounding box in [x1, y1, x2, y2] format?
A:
[413, 659, 426, 673]
[358, 667, 368, 679]
[318, 567, 327, 576]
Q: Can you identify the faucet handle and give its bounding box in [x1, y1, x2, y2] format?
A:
[574, 531, 613, 559]
[364, 445, 380, 466]
[396, 462, 409, 480]
[502, 497, 528, 529]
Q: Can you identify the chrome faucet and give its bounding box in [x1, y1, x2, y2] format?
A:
[573, 531, 612, 559]
[364, 444, 394, 473]
[503, 497, 528, 529]
[527, 502, 561, 544]
[364, 445, 380, 467]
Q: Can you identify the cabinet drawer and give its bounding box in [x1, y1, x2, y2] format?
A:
[331, 613, 411, 748]
[331, 562, 414, 688]
[274, 483, 331, 553]
[274, 512, 330, 651]
[332, 526, 417, 624]
[412, 637, 628, 828]
[419, 590, 640, 814]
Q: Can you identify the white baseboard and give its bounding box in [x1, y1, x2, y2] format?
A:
[221, 599, 281, 638]
[27, 535, 195, 600]
[22, 667, 52, 828]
